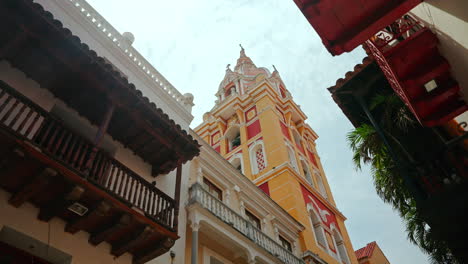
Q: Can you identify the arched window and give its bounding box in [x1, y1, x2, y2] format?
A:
[315, 171, 328, 199]
[287, 145, 298, 171]
[332, 229, 350, 264]
[309, 205, 327, 248]
[301, 160, 314, 187]
[229, 155, 244, 174]
[225, 125, 241, 153]
[250, 141, 267, 174]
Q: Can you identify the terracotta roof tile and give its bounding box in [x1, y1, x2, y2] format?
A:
[355, 241, 377, 260]
[328, 56, 373, 94]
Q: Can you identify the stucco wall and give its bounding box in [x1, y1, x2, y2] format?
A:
[0, 190, 132, 264]
[368, 245, 390, 264]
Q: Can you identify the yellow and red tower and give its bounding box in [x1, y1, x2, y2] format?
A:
[195, 46, 358, 264]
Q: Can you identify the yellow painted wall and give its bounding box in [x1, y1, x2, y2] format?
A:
[368, 245, 391, 264]
[0, 190, 132, 264]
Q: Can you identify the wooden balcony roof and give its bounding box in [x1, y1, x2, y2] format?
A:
[327, 57, 386, 128]
[0, 0, 200, 175]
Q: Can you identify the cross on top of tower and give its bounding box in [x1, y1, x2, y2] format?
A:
[239, 44, 246, 57]
[235, 44, 254, 73]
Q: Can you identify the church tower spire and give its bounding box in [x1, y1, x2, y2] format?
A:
[195, 48, 358, 264]
[215, 46, 286, 104]
[234, 44, 256, 73]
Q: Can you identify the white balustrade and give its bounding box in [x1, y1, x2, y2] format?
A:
[66, 0, 188, 109]
[189, 183, 305, 264]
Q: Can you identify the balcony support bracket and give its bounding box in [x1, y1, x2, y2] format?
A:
[38, 185, 85, 222]
[89, 214, 131, 246]
[111, 225, 153, 257]
[65, 201, 112, 234]
[9, 167, 56, 208]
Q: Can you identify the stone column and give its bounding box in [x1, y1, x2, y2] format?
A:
[225, 189, 231, 206]
[239, 200, 246, 217]
[196, 166, 203, 184]
[191, 222, 200, 264]
[273, 224, 280, 242]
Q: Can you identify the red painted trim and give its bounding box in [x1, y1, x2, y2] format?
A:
[300, 184, 339, 231]
[296, 143, 305, 154]
[247, 120, 261, 140]
[214, 145, 221, 153]
[211, 131, 220, 146]
[258, 182, 270, 196]
[280, 122, 291, 140]
[308, 151, 318, 167]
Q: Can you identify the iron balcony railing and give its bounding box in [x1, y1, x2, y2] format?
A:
[0, 81, 176, 230]
[189, 183, 305, 264]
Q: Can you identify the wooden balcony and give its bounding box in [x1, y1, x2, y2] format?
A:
[0, 81, 179, 263]
[366, 15, 468, 127]
[189, 183, 307, 264]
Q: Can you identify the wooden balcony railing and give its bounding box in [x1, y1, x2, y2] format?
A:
[189, 183, 305, 264]
[0, 81, 176, 230]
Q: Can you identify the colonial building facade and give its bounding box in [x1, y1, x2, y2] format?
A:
[195, 48, 358, 264]
[0, 1, 364, 264]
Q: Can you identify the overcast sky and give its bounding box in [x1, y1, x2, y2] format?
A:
[87, 0, 429, 262]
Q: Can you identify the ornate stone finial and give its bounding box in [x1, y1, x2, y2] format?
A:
[239, 44, 246, 57]
[226, 64, 231, 71]
[182, 93, 194, 113]
[122, 32, 135, 45]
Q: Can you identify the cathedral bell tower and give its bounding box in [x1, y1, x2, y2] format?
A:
[195, 46, 358, 264]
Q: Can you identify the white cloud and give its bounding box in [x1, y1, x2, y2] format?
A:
[87, 0, 429, 262]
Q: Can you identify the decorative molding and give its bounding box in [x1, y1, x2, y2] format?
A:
[190, 222, 200, 232]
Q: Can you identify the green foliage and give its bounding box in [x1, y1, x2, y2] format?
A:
[347, 93, 456, 263]
[231, 134, 241, 147]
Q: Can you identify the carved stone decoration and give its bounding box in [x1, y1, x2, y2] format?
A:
[182, 93, 195, 113]
[122, 32, 135, 45]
